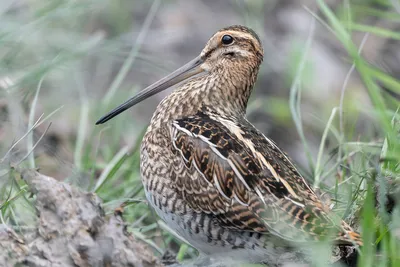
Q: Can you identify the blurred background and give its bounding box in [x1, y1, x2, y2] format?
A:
[0, 0, 399, 262]
[2, 0, 398, 177]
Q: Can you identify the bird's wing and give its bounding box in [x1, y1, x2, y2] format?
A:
[170, 112, 361, 244]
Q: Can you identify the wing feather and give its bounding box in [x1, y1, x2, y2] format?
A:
[170, 112, 360, 244]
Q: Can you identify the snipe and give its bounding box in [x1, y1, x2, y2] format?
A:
[96, 25, 362, 265]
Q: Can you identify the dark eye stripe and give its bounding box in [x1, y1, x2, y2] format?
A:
[204, 47, 216, 59]
[233, 37, 259, 54]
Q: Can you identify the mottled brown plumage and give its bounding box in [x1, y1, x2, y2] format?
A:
[97, 25, 362, 265]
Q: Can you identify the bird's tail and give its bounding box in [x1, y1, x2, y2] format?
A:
[337, 221, 363, 246]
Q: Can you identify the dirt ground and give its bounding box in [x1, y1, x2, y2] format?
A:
[0, 168, 162, 267]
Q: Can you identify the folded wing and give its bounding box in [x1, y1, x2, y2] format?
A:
[170, 111, 361, 245]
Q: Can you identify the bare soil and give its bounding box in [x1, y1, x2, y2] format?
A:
[0, 168, 162, 267]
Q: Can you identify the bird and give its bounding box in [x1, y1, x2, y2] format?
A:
[96, 25, 362, 265]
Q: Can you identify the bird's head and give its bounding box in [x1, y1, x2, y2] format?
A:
[200, 25, 264, 73]
[96, 25, 263, 124]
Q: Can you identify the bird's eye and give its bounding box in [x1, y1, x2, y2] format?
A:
[221, 35, 234, 45]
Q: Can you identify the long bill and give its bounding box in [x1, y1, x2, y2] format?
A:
[96, 55, 205, 125]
